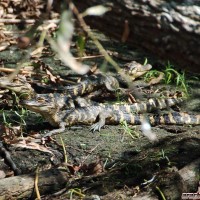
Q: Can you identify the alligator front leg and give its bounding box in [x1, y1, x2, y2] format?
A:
[90, 111, 113, 132]
[43, 122, 67, 138]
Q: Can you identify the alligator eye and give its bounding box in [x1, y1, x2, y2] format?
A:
[38, 99, 45, 103]
[37, 97, 46, 103]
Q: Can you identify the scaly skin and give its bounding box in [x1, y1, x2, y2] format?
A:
[22, 96, 200, 137]
[122, 61, 152, 81]
[0, 74, 119, 99]
[0, 76, 35, 99]
[62, 96, 199, 132]
[0, 61, 151, 100]
[42, 107, 200, 137]
[42, 109, 200, 137]
[35, 61, 151, 95]
[63, 74, 119, 97]
[22, 97, 186, 130]
[64, 107, 200, 132]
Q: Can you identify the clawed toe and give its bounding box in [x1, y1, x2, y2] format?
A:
[90, 123, 103, 132]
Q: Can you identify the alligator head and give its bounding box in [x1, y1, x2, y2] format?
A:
[123, 61, 152, 80]
[0, 76, 35, 99]
[21, 97, 61, 127]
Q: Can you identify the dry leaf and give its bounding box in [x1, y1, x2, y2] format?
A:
[82, 5, 111, 17]
[148, 72, 164, 85]
[45, 69, 56, 83]
[12, 137, 54, 155]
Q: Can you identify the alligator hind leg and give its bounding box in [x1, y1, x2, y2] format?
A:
[90, 111, 112, 132]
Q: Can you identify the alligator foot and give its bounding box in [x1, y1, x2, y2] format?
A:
[90, 111, 112, 132]
[43, 122, 66, 138]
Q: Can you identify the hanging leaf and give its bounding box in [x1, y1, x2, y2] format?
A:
[49, 10, 89, 74]
[58, 10, 74, 42]
[82, 5, 111, 17]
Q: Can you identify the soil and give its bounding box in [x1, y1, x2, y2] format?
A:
[0, 27, 200, 200]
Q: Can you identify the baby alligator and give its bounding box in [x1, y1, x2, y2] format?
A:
[64, 107, 200, 133]
[66, 74, 119, 96]
[21, 97, 191, 136]
[34, 61, 151, 94]
[0, 74, 119, 99]
[0, 60, 151, 100]
[34, 74, 119, 96]
[118, 60, 152, 81]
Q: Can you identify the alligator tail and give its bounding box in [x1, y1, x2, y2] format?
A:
[117, 112, 200, 125]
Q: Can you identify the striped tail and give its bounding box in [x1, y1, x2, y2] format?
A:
[148, 112, 200, 125]
[107, 97, 184, 113]
[113, 112, 200, 125]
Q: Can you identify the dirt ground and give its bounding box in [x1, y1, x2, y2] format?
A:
[0, 27, 200, 200]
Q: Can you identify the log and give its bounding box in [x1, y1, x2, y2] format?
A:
[178, 158, 200, 193]
[132, 159, 200, 200]
[0, 168, 69, 200]
[74, 0, 200, 73]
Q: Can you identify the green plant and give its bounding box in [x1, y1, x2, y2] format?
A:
[11, 91, 20, 106]
[160, 149, 171, 166]
[76, 34, 86, 57]
[115, 88, 124, 103]
[14, 107, 28, 126]
[60, 136, 68, 163]
[1, 107, 30, 129]
[67, 188, 85, 199]
[164, 62, 188, 95]
[120, 120, 140, 139]
[157, 149, 177, 167]
[155, 186, 167, 200]
[143, 57, 148, 65]
[41, 77, 50, 84]
[144, 70, 161, 82]
[190, 76, 199, 81]
[2, 110, 12, 127]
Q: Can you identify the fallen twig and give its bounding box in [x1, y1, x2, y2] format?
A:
[0, 19, 59, 24]
[0, 68, 33, 75]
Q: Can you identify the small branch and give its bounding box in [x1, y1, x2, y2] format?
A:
[34, 167, 41, 200]
[0, 68, 33, 75]
[75, 54, 104, 60]
[0, 19, 59, 24]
